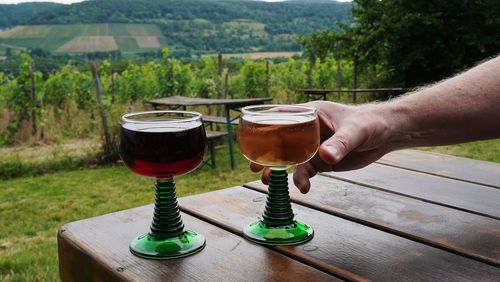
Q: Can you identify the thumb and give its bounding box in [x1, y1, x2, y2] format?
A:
[318, 125, 364, 165]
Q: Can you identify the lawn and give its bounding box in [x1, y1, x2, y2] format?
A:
[421, 139, 500, 163]
[0, 146, 259, 281]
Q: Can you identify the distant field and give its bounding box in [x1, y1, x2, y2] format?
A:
[204, 51, 301, 60]
[0, 24, 167, 53]
[223, 20, 267, 38]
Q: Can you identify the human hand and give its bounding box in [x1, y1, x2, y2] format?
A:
[250, 100, 398, 193]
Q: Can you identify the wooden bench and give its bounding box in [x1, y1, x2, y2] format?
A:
[298, 88, 406, 103]
[205, 130, 228, 169]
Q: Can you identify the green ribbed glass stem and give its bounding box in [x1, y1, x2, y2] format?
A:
[261, 168, 295, 227]
[149, 179, 185, 240]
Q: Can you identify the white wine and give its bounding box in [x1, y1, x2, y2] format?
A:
[238, 115, 319, 166]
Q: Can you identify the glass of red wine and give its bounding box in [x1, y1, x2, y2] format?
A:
[120, 110, 206, 259]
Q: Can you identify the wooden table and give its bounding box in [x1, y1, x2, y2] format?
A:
[145, 96, 272, 169]
[299, 88, 406, 103]
[58, 149, 500, 281]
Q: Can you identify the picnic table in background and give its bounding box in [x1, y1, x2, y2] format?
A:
[145, 96, 272, 169]
[299, 88, 406, 103]
[58, 149, 500, 281]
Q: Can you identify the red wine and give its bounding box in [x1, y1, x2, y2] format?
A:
[120, 121, 206, 178]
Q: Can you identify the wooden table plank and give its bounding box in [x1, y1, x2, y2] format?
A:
[244, 175, 500, 266]
[324, 163, 500, 219]
[147, 96, 272, 108]
[377, 149, 500, 188]
[179, 187, 500, 282]
[58, 206, 337, 282]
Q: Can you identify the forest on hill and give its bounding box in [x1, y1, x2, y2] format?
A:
[0, 2, 62, 28]
[26, 0, 351, 31]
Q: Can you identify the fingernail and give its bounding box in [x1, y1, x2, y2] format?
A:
[324, 145, 340, 161]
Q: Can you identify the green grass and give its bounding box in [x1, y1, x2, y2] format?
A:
[420, 139, 500, 163]
[0, 146, 259, 281]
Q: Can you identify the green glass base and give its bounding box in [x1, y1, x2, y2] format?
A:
[130, 230, 206, 259]
[243, 220, 314, 246]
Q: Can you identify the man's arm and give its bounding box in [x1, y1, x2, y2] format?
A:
[385, 55, 500, 148]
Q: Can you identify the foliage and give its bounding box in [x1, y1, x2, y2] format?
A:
[0, 53, 43, 145]
[24, 0, 351, 32]
[353, 0, 500, 86]
[0, 53, 356, 145]
[156, 48, 193, 98]
[299, 0, 500, 88]
[240, 60, 267, 98]
[0, 2, 62, 28]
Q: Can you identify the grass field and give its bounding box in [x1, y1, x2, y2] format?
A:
[421, 139, 500, 163]
[223, 20, 267, 38]
[0, 24, 167, 53]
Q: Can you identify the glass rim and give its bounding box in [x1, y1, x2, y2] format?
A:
[121, 110, 202, 124]
[241, 104, 316, 116]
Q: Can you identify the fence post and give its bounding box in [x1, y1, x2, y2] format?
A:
[352, 56, 359, 104]
[224, 70, 230, 99]
[29, 60, 37, 137]
[216, 52, 223, 116]
[265, 60, 270, 97]
[336, 59, 341, 100]
[90, 63, 112, 152]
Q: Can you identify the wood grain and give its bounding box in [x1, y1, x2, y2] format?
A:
[378, 149, 500, 188]
[324, 163, 500, 219]
[179, 187, 500, 282]
[244, 174, 500, 266]
[58, 207, 337, 282]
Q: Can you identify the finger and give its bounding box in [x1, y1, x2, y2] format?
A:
[293, 163, 317, 194]
[318, 124, 365, 165]
[249, 162, 264, 172]
[261, 167, 270, 185]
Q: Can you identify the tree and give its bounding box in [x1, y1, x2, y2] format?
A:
[349, 0, 500, 87]
[298, 0, 500, 88]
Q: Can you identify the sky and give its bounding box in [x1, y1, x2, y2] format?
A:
[1, 0, 351, 4]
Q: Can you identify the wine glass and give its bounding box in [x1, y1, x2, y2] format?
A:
[120, 110, 206, 259]
[238, 105, 319, 245]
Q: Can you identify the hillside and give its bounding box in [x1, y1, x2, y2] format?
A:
[0, 0, 352, 55]
[0, 2, 62, 29]
[0, 24, 166, 53]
